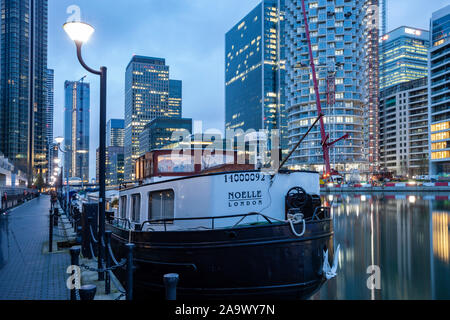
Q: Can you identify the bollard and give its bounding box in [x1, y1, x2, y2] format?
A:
[79, 284, 97, 300]
[49, 211, 54, 253]
[164, 273, 179, 301]
[69, 246, 81, 301]
[125, 243, 135, 300]
[76, 226, 82, 245]
[104, 231, 112, 295]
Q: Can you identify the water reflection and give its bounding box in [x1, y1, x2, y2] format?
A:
[312, 194, 450, 300]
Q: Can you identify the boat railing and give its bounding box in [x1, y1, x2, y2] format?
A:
[110, 217, 132, 230]
[140, 212, 282, 232]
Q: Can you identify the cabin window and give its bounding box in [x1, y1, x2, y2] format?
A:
[148, 190, 174, 222]
[120, 196, 127, 219]
[131, 194, 141, 223]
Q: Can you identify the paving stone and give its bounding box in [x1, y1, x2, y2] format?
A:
[0, 195, 70, 300]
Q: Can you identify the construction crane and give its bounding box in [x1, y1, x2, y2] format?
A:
[300, 0, 349, 177]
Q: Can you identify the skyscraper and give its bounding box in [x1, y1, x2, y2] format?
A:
[0, 0, 49, 184]
[168, 80, 182, 118]
[46, 69, 54, 184]
[429, 5, 450, 176]
[380, 26, 429, 90]
[107, 119, 125, 147]
[124, 55, 181, 180]
[284, 0, 379, 174]
[225, 0, 287, 156]
[64, 80, 90, 183]
[104, 119, 125, 187]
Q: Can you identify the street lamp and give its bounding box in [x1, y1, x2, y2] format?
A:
[64, 20, 107, 281]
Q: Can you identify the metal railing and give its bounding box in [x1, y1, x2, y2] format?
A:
[1, 190, 39, 214]
[134, 208, 331, 232]
[138, 212, 280, 232]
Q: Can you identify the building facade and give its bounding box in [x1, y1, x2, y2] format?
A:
[168, 80, 182, 118]
[284, 0, 379, 174]
[379, 77, 429, 176]
[0, 0, 49, 184]
[104, 119, 125, 186]
[46, 69, 54, 184]
[124, 55, 182, 180]
[380, 26, 429, 90]
[96, 146, 124, 187]
[107, 119, 125, 147]
[225, 0, 288, 158]
[64, 80, 90, 183]
[429, 5, 450, 177]
[139, 118, 193, 155]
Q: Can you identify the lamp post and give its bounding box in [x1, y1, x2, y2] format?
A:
[54, 137, 69, 214]
[64, 21, 107, 281]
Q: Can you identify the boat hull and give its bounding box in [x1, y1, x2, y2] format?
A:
[107, 219, 334, 300]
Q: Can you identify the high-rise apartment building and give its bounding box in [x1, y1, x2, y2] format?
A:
[380, 26, 429, 90]
[225, 0, 287, 157]
[429, 5, 450, 176]
[379, 77, 429, 176]
[284, 0, 379, 174]
[46, 69, 54, 184]
[0, 0, 49, 184]
[168, 80, 182, 118]
[64, 80, 90, 183]
[107, 119, 125, 147]
[124, 55, 182, 180]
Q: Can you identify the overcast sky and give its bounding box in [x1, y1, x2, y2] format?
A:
[48, 0, 450, 180]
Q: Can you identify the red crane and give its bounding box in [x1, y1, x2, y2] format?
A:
[300, 0, 349, 176]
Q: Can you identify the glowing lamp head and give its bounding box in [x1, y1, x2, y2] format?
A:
[55, 137, 64, 144]
[63, 21, 95, 43]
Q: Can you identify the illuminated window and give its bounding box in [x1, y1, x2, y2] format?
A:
[431, 131, 450, 141]
[432, 142, 447, 150]
[432, 151, 450, 160]
[431, 121, 450, 132]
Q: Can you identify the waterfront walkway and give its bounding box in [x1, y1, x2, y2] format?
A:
[0, 195, 70, 300]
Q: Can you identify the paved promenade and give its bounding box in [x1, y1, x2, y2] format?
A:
[0, 195, 70, 300]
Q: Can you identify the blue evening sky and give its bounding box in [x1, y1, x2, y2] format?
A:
[48, 0, 450, 179]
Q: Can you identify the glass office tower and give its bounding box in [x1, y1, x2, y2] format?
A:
[139, 117, 193, 155]
[124, 55, 182, 180]
[225, 0, 287, 158]
[168, 80, 182, 118]
[380, 26, 429, 90]
[107, 119, 125, 148]
[64, 80, 90, 183]
[429, 5, 450, 176]
[0, 0, 48, 183]
[284, 0, 379, 175]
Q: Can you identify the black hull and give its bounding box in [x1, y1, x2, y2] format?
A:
[107, 219, 334, 300]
